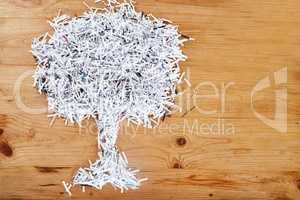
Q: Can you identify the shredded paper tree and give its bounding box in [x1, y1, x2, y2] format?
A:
[31, 0, 191, 194]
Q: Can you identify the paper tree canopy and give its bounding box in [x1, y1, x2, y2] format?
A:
[31, 0, 190, 195]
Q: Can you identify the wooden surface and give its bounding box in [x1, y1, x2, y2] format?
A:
[1, 0, 300, 199]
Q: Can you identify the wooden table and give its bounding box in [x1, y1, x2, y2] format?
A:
[1, 0, 300, 199]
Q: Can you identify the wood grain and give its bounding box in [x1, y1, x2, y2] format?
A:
[1, 0, 300, 199]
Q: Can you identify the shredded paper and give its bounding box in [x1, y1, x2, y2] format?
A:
[31, 0, 191, 195]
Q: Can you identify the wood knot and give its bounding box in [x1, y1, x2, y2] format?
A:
[176, 137, 186, 146]
[173, 162, 184, 169]
[0, 128, 3, 136]
[296, 179, 300, 190]
[0, 141, 13, 157]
